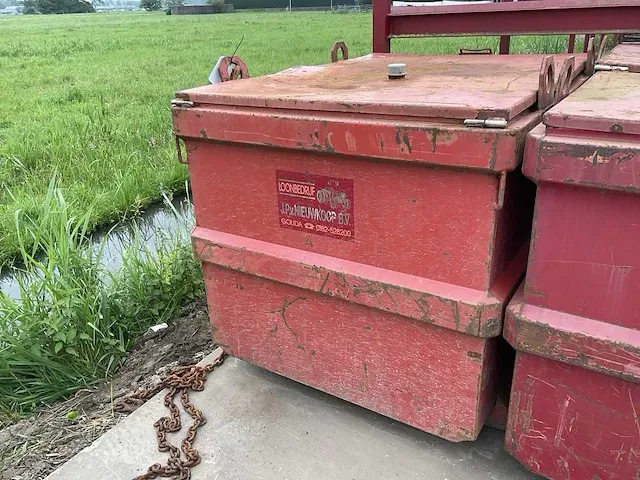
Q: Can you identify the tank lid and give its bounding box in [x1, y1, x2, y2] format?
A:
[544, 71, 640, 136]
[176, 53, 586, 123]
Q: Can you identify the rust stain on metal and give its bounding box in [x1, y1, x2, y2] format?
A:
[489, 135, 499, 170]
[431, 129, 438, 153]
[394, 128, 413, 153]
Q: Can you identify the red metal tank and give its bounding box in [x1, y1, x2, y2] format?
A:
[504, 68, 640, 478]
[173, 53, 586, 442]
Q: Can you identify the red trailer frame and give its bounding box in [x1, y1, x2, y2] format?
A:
[373, 0, 640, 55]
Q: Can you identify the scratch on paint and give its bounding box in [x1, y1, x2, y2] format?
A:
[521, 429, 547, 441]
[629, 389, 640, 438]
[554, 396, 573, 447]
[538, 260, 632, 269]
[528, 374, 558, 390]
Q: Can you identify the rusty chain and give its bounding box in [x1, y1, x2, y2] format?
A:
[115, 347, 226, 480]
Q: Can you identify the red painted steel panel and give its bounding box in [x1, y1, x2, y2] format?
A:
[186, 142, 527, 292]
[544, 72, 640, 135]
[506, 285, 640, 385]
[202, 262, 498, 442]
[525, 125, 640, 194]
[525, 183, 640, 328]
[174, 107, 540, 171]
[175, 56, 544, 441]
[506, 353, 640, 480]
[192, 228, 514, 337]
[177, 54, 584, 122]
[600, 44, 640, 73]
[507, 69, 640, 479]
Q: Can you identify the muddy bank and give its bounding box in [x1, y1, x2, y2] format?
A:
[0, 298, 212, 480]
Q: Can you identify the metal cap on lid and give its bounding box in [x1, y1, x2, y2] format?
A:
[544, 72, 640, 136]
[387, 63, 407, 79]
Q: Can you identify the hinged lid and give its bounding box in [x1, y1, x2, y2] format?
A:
[599, 44, 640, 73]
[544, 72, 640, 136]
[176, 53, 583, 123]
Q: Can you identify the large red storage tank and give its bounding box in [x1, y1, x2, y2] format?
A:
[173, 53, 586, 442]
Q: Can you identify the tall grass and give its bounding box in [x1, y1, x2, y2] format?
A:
[0, 182, 203, 417]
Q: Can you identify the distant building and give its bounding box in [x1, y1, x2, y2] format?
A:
[393, 0, 493, 5]
[0, 5, 22, 14]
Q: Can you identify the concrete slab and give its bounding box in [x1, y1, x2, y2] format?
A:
[47, 352, 539, 480]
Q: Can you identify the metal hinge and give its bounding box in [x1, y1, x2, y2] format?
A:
[594, 64, 630, 72]
[464, 118, 508, 129]
[171, 99, 195, 108]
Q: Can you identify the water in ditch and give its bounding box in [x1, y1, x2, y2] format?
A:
[0, 195, 194, 301]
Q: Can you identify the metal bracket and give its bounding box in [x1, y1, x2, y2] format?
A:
[331, 41, 349, 63]
[555, 56, 575, 103]
[171, 99, 194, 108]
[219, 56, 249, 82]
[494, 171, 507, 211]
[537, 56, 556, 111]
[594, 64, 630, 72]
[464, 118, 508, 129]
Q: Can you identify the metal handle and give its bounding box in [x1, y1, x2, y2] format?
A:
[494, 171, 507, 211]
[459, 48, 492, 55]
[175, 136, 188, 165]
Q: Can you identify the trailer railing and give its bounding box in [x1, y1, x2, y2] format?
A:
[373, 0, 640, 54]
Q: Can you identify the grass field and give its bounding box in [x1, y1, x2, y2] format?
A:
[0, 11, 583, 418]
[0, 10, 579, 268]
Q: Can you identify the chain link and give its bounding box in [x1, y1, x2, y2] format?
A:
[115, 348, 226, 480]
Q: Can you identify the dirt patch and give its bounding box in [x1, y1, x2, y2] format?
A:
[0, 298, 212, 480]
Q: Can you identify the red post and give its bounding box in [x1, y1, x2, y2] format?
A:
[498, 0, 513, 54]
[499, 36, 511, 54]
[373, 0, 391, 53]
[567, 34, 576, 53]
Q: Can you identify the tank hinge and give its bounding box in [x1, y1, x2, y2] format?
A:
[171, 99, 195, 108]
[464, 118, 508, 129]
[594, 64, 630, 72]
